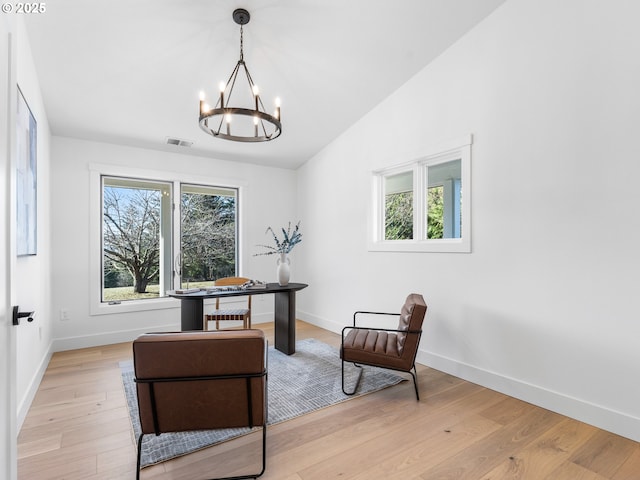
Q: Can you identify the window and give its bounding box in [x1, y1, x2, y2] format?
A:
[179, 184, 237, 288]
[91, 165, 241, 314]
[384, 171, 413, 240]
[369, 136, 471, 253]
[426, 159, 462, 239]
[102, 177, 171, 303]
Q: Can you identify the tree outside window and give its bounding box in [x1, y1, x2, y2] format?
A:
[101, 177, 238, 303]
[103, 179, 166, 301]
[180, 185, 237, 288]
[384, 170, 413, 240]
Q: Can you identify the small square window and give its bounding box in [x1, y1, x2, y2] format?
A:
[369, 136, 471, 253]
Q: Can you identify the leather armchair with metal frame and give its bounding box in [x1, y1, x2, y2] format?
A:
[340, 293, 427, 401]
[133, 329, 267, 479]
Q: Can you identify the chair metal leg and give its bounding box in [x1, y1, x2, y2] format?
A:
[136, 433, 144, 480]
[342, 360, 363, 396]
[409, 364, 420, 401]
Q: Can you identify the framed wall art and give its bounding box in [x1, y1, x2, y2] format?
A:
[16, 86, 37, 256]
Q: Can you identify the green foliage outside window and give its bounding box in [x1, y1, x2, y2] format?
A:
[384, 187, 445, 241]
[385, 191, 413, 240]
[180, 192, 236, 285]
[427, 186, 444, 239]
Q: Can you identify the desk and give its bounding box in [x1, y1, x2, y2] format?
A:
[167, 283, 308, 355]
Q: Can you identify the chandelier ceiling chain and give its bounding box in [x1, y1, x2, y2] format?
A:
[199, 8, 282, 143]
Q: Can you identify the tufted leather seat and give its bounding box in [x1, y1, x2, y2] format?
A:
[133, 329, 267, 479]
[341, 293, 427, 400]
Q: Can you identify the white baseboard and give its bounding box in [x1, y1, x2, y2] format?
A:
[17, 341, 53, 431]
[299, 310, 640, 443]
[50, 314, 277, 353]
[417, 349, 640, 443]
[298, 310, 342, 334]
[50, 314, 278, 353]
[51, 323, 180, 352]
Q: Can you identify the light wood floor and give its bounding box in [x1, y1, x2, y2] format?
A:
[18, 321, 640, 479]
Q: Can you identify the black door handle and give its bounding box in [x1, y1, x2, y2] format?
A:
[12, 306, 34, 325]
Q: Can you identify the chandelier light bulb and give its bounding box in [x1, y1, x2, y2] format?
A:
[199, 91, 205, 113]
[253, 85, 260, 110]
[218, 82, 225, 108]
[275, 97, 281, 120]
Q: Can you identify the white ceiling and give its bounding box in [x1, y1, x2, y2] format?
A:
[24, 0, 506, 169]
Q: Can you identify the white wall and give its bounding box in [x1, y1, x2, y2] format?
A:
[50, 137, 298, 350]
[296, 0, 640, 441]
[14, 18, 53, 429]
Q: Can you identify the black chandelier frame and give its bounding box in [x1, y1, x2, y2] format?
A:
[199, 8, 282, 143]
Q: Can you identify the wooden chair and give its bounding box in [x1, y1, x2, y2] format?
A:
[133, 329, 267, 479]
[340, 293, 427, 401]
[204, 276, 252, 330]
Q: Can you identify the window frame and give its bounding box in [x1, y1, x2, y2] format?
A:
[368, 135, 472, 253]
[89, 164, 246, 316]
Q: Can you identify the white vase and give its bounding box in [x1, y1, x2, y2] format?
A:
[277, 253, 290, 286]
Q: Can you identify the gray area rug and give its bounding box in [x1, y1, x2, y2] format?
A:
[121, 338, 405, 468]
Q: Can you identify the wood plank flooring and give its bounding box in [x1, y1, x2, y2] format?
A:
[17, 321, 640, 479]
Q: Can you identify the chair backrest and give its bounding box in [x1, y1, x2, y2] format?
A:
[133, 329, 266, 435]
[215, 276, 251, 309]
[214, 276, 250, 287]
[396, 293, 427, 357]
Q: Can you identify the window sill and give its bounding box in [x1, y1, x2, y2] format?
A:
[90, 296, 180, 316]
[368, 238, 470, 253]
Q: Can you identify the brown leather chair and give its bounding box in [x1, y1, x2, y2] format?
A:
[133, 329, 267, 479]
[204, 276, 252, 329]
[341, 293, 427, 401]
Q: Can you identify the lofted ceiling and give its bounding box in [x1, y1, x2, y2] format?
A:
[24, 0, 506, 169]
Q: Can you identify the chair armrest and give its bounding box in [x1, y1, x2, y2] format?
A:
[353, 310, 399, 327]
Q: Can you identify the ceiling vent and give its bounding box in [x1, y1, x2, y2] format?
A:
[166, 137, 193, 148]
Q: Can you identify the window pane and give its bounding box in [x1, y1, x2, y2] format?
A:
[427, 185, 444, 239]
[384, 171, 413, 240]
[426, 159, 462, 239]
[102, 177, 170, 302]
[180, 185, 237, 288]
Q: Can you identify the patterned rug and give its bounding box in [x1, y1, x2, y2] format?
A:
[121, 338, 405, 468]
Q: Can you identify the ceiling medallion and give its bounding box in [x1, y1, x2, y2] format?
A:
[199, 8, 282, 143]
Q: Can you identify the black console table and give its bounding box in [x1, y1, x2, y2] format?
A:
[167, 283, 308, 355]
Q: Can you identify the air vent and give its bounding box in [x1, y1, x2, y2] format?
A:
[165, 137, 193, 148]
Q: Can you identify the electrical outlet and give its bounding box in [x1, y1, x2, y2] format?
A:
[60, 309, 70, 321]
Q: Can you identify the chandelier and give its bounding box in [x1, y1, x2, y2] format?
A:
[199, 8, 282, 143]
